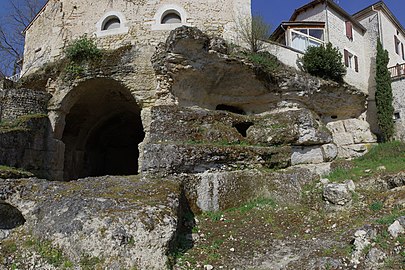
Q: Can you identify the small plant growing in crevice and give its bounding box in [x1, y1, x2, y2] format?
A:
[64, 35, 102, 76]
[240, 51, 280, 72]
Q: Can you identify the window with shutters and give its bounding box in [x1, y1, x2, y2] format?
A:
[402, 42, 405, 60]
[394, 35, 401, 55]
[345, 21, 353, 40]
[344, 49, 358, 72]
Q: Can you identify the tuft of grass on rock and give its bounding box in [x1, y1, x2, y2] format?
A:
[328, 141, 405, 182]
[0, 165, 34, 179]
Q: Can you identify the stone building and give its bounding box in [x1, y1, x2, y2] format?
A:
[268, 0, 405, 137]
[22, 0, 251, 75]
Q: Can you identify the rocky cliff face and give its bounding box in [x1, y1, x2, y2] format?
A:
[0, 27, 385, 269]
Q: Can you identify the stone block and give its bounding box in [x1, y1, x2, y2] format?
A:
[343, 119, 376, 143]
[321, 143, 338, 161]
[337, 144, 371, 159]
[291, 146, 324, 165]
[323, 183, 351, 206]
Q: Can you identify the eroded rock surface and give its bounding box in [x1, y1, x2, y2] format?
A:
[0, 176, 181, 270]
[152, 26, 367, 120]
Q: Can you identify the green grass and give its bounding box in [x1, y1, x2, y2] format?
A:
[203, 197, 277, 221]
[79, 254, 103, 270]
[369, 201, 384, 212]
[375, 205, 405, 225]
[25, 238, 72, 268]
[238, 51, 280, 72]
[328, 141, 405, 182]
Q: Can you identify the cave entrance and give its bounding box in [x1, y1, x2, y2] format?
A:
[61, 79, 144, 180]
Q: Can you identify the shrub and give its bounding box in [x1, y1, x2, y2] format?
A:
[65, 35, 101, 63]
[301, 42, 346, 83]
[375, 39, 394, 142]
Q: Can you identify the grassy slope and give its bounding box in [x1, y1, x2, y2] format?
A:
[173, 142, 405, 269]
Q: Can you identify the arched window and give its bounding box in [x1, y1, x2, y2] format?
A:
[161, 11, 181, 24]
[96, 11, 129, 37]
[152, 5, 188, 30]
[102, 17, 121, 31]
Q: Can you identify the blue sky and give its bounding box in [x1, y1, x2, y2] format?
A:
[252, 0, 405, 31]
[0, 0, 403, 32]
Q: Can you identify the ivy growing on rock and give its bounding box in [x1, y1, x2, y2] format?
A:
[375, 40, 394, 142]
[301, 42, 346, 83]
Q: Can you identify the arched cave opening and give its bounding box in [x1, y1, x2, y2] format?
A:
[0, 201, 26, 229]
[61, 79, 144, 180]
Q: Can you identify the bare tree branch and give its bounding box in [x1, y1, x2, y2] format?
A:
[235, 15, 271, 53]
[0, 0, 45, 76]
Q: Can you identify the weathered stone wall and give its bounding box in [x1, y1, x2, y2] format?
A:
[22, 0, 251, 76]
[0, 116, 63, 180]
[392, 78, 405, 141]
[0, 88, 50, 122]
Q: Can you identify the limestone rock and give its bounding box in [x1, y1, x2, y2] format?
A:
[342, 119, 376, 144]
[1, 176, 182, 270]
[323, 183, 352, 206]
[291, 146, 324, 165]
[321, 143, 338, 162]
[338, 143, 371, 159]
[152, 26, 368, 118]
[351, 226, 377, 265]
[388, 220, 404, 238]
[180, 168, 318, 212]
[365, 248, 386, 264]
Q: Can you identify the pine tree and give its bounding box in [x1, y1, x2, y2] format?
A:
[375, 40, 394, 142]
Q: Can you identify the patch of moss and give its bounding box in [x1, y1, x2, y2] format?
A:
[0, 113, 47, 133]
[0, 165, 34, 179]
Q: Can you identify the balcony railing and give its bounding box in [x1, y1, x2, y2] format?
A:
[389, 63, 405, 79]
[5, 73, 21, 82]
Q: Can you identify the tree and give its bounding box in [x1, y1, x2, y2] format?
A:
[0, 0, 45, 77]
[301, 42, 347, 83]
[375, 39, 394, 142]
[236, 15, 271, 53]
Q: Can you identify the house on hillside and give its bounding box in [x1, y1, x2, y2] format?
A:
[268, 0, 405, 139]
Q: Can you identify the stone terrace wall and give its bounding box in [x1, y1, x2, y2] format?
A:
[0, 88, 50, 122]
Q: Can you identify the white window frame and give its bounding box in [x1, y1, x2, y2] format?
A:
[151, 4, 188, 31]
[288, 28, 324, 52]
[96, 11, 129, 37]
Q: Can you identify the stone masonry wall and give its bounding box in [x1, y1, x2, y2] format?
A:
[0, 88, 51, 122]
[22, 0, 251, 76]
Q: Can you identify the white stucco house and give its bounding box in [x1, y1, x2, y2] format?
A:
[267, 0, 405, 139]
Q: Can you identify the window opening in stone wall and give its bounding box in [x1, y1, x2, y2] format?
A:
[394, 35, 401, 55]
[344, 49, 358, 71]
[161, 11, 182, 24]
[102, 17, 121, 31]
